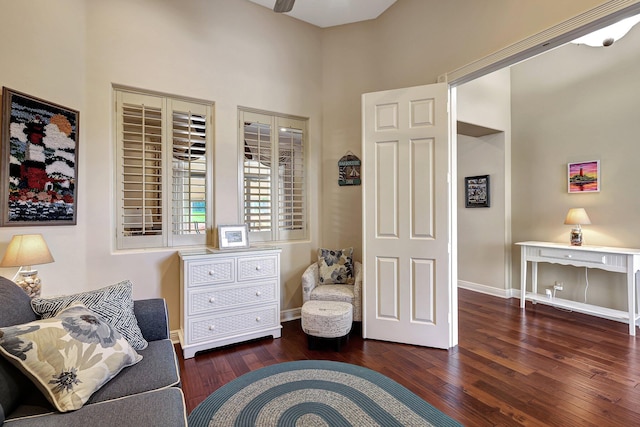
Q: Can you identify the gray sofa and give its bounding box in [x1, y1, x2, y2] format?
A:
[0, 278, 187, 426]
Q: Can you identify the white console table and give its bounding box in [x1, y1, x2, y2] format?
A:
[516, 241, 640, 335]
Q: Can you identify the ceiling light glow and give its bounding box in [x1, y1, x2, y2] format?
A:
[571, 15, 640, 47]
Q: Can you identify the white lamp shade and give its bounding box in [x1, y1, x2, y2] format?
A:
[0, 234, 54, 268]
[564, 208, 591, 226]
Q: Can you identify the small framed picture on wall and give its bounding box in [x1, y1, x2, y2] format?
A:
[568, 160, 600, 193]
[464, 175, 490, 208]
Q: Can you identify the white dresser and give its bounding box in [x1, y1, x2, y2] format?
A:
[178, 247, 282, 358]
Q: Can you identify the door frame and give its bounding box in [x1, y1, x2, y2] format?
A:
[441, 0, 640, 302]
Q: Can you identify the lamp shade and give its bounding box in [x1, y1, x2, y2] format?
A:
[564, 208, 591, 226]
[0, 234, 54, 268]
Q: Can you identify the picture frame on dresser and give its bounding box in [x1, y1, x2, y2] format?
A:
[218, 224, 249, 249]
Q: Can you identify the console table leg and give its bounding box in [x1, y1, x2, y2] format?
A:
[628, 262, 636, 336]
[520, 246, 527, 308]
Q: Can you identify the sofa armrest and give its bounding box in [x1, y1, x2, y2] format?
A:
[134, 298, 170, 341]
[301, 262, 319, 303]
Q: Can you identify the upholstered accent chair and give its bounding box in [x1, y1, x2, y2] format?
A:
[302, 259, 362, 322]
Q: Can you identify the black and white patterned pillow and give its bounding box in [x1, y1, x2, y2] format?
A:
[317, 247, 355, 285]
[30, 280, 148, 350]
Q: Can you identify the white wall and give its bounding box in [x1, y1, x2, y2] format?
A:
[0, 0, 323, 329]
[456, 69, 511, 294]
[511, 24, 640, 309]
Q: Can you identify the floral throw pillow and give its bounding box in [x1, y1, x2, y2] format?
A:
[318, 247, 355, 285]
[0, 302, 142, 412]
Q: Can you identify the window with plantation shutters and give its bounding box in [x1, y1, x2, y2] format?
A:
[240, 110, 306, 242]
[115, 88, 213, 250]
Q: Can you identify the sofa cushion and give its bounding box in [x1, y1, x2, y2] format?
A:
[310, 284, 355, 305]
[31, 280, 148, 350]
[0, 278, 37, 328]
[87, 339, 180, 404]
[0, 303, 142, 413]
[0, 278, 39, 423]
[3, 387, 187, 426]
[317, 247, 355, 285]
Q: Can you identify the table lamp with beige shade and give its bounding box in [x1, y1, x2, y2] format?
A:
[0, 234, 54, 298]
[564, 208, 591, 246]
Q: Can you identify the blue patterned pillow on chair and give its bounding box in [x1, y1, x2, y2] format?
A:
[318, 247, 355, 285]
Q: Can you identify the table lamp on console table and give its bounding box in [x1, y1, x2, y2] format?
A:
[564, 208, 591, 246]
[0, 234, 54, 298]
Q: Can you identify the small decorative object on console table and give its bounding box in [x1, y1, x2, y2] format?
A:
[178, 246, 281, 358]
[516, 241, 640, 335]
[0, 233, 54, 298]
[564, 208, 591, 246]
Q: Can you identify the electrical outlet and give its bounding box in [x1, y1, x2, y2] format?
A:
[553, 281, 563, 291]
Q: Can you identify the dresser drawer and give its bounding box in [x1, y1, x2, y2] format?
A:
[237, 255, 278, 281]
[188, 282, 278, 315]
[188, 259, 235, 287]
[536, 247, 607, 265]
[187, 305, 279, 342]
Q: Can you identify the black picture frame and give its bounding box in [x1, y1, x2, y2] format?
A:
[464, 175, 490, 208]
[1, 87, 79, 226]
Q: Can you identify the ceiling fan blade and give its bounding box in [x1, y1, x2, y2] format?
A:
[273, 0, 295, 13]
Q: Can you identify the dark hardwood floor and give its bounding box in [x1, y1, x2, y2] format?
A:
[176, 288, 640, 426]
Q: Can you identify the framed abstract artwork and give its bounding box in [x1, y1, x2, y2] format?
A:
[464, 175, 490, 208]
[1, 88, 79, 226]
[568, 160, 599, 193]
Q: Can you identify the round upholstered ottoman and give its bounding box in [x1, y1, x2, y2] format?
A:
[301, 301, 353, 351]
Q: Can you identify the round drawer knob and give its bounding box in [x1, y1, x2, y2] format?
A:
[208, 270, 215, 275]
[255, 266, 262, 271]
[208, 325, 215, 331]
[209, 297, 215, 303]
[566, 255, 572, 258]
[255, 317, 261, 322]
[256, 291, 262, 297]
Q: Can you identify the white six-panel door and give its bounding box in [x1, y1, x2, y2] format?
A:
[362, 83, 455, 349]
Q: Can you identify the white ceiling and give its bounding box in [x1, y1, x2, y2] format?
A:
[247, 0, 397, 28]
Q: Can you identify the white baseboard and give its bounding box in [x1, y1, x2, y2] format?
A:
[170, 330, 180, 344]
[458, 280, 518, 299]
[281, 307, 301, 322]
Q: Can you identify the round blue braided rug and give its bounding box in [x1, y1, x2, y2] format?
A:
[188, 360, 462, 426]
